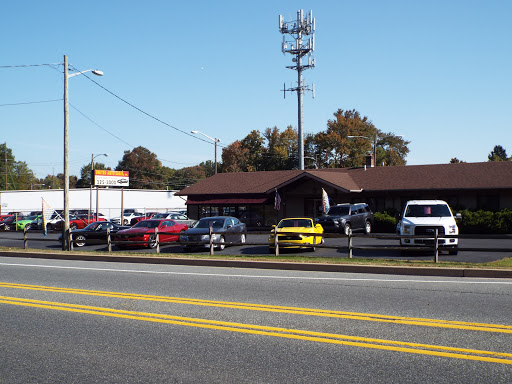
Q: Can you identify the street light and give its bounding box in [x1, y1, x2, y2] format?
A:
[89, 153, 108, 222]
[191, 130, 221, 174]
[63, 55, 103, 250]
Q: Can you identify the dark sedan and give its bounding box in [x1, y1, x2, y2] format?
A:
[180, 216, 246, 251]
[59, 221, 130, 247]
[0, 215, 20, 231]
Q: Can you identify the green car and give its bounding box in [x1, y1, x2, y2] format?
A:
[16, 215, 41, 231]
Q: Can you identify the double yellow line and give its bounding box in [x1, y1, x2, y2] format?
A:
[1, 282, 512, 365]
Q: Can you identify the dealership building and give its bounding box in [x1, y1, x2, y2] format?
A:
[177, 161, 512, 227]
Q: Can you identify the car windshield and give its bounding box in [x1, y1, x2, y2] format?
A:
[83, 223, 98, 230]
[152, 213, 168, 219]
[278, 219, 312, 228]
[194, 219, 225, 229]
[133, 220, 160, 228]
[327, 206, 350, 216]
[405, 204, 452, 217]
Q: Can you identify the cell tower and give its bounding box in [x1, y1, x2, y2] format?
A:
[279, 9, 316, 170]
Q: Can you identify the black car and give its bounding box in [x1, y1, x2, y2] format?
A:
[0, 215, 21, 231]
[315, 203, 374, 235]
[58, 221, 130, 247]
[181, 216, 246, 251]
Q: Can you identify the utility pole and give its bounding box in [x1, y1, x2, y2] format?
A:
[279, 10, 316, 170]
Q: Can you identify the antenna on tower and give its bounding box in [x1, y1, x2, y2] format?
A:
[278, 9, 316, 170]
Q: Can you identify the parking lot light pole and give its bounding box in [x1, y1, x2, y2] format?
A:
[191, 130, 220, 174]
[63, 55, 103, 250]
[89, 153, 108, 222]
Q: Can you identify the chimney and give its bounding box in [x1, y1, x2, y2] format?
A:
[365, 154, 374, 168]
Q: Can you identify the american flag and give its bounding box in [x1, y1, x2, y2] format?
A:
[274, 189, 282, 211]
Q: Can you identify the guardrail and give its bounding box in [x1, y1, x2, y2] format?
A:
[1, 228, 512, 263]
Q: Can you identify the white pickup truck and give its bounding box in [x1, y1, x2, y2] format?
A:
[397, 200, 460, 255]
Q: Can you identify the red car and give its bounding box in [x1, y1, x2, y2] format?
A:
[115, 219, 188, 249]
[130, 212, 160, 226]
[54, 214, 106, 230]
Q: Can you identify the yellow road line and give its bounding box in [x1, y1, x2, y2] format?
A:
[1, 282, 511, 334]
[1, 295, 512, 365]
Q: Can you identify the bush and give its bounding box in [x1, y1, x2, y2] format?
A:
[458, 209, 512, 234]
[373, 212, 398, 233]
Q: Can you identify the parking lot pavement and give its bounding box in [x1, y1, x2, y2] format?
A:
[1, 231, 510, 264]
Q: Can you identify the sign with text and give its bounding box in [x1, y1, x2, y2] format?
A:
[92, 170, 130, 187]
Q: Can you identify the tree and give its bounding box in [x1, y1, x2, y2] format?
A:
[488, 145, 509, 162]
[221, 140, 251, 172]
[75, 162, 111, 188]
[116, 146, 164, 189]
[311, 109, 409, 168]
[450, 158, 465, 164]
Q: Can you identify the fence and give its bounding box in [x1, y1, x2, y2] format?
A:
[1, 227, 512, 263]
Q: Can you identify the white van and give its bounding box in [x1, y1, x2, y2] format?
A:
[397, 200, 460, 255]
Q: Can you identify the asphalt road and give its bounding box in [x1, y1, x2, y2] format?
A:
[1, 230, 511, 264]
[1, 256, 511, 383]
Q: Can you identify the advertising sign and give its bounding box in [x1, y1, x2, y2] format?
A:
[92, 170, 130, 187]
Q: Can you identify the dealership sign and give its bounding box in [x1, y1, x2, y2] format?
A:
[92, 170, 129, 187]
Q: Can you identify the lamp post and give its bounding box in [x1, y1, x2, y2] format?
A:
[89, 153, 108, 222]
[191, 130, 220, 174]
[63, 55, 103, 250]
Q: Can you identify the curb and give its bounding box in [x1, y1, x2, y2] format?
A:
[1, 250, 511, 278]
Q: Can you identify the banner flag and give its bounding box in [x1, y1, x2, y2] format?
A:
[274, 189, 282, 211]
[42, 198, 60, 236]
[322, 188, 330, 215]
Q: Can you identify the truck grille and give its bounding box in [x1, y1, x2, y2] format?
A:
[414, 226, 445, 236]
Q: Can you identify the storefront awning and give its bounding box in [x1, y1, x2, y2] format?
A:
[186, 197, 269, 205]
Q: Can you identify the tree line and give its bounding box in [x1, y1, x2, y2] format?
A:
[1, 108, 509, 191]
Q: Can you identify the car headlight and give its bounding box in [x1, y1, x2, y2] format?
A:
[448, 225, 457, 234]
[402, 225, 411, 235]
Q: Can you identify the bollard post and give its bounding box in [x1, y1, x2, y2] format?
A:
[69, 230, 73, 251]
[274, 226, 279, 256]
[434, 228, 439, 263]
[107, 228, 112, 252]
[348, 228, 353, 258]
[209, 225, 214, 255]
[155, 227, 160, 253]
[23, 226, 28, 249]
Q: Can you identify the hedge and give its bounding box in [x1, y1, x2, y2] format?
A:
[372, 209, 512, 234]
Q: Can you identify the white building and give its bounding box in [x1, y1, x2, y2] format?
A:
[0, 189, 187, 220]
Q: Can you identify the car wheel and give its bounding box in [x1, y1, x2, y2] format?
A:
[148, 235, 157, 249]
[4, 224, 10, 231]
[255, 220, 262, 227]
[364, 220, 372, 234]
[123, 219, 129, 225]
[240, 233, 246, 244]
[343, 223, 351, 236]
[216, 236, 225, 250]
[75, 235, 86, 247]
[309, 246, 316, 252]
[70, 223, 77, 230]
[24, 223, 31, 230]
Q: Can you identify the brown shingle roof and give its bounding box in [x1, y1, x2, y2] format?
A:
[176, 161, 512, 196]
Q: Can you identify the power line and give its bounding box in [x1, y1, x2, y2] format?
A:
[0, 99, 62, 107]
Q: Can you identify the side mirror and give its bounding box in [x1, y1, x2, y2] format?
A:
[271, 225, 276, 229]
[455, 213, 462, 220]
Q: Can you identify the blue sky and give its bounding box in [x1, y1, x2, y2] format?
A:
[1, 0, 511, 179]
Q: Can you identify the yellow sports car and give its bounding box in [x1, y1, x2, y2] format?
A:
[268, 218, 323, 252]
